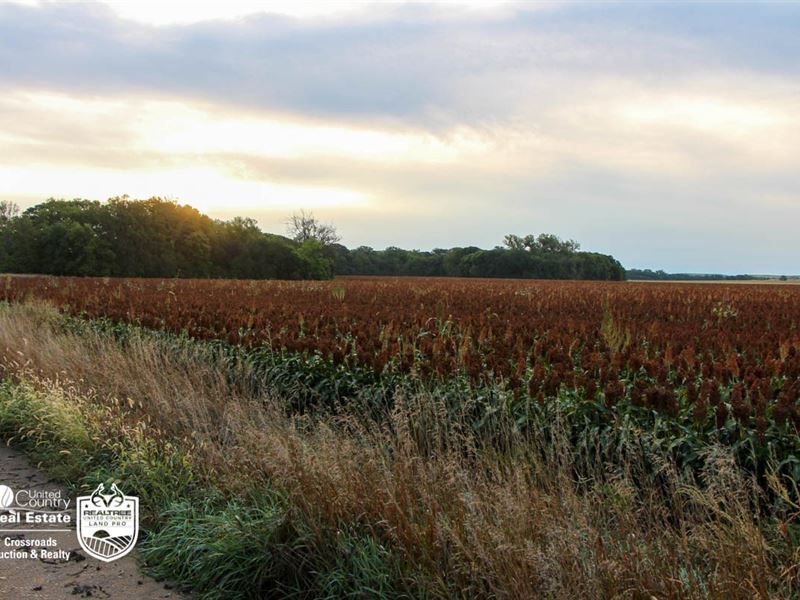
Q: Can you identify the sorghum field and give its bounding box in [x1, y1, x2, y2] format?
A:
[3, 275, 800, 426]
[1, 275, 799, 598]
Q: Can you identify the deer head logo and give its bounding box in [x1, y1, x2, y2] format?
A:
[89, 483, 125, 508]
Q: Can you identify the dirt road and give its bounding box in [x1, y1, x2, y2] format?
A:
[0, 442, 186, 599]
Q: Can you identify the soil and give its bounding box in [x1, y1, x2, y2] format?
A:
[0, 442, 188, 599]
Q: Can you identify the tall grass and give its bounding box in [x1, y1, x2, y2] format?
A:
[0, 301, 797, 598]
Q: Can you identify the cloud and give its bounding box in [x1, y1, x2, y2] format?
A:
[3, 1, 795, 125]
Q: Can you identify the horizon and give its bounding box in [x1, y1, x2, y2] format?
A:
[1, 1, 798, 274]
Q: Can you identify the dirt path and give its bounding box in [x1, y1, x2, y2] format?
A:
[0, 442, 187, 599]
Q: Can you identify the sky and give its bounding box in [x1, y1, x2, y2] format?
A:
[0, 1, 798, 274]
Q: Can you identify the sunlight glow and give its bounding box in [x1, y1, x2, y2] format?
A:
[619, 96, 785, 137]
[140, 103, 491, 164]
[0, 163, 369, 214]
[7, 91, 492, 165]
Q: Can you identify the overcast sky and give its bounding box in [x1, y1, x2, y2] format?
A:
[1, 1, 798, 273]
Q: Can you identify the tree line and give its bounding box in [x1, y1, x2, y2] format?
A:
[0, 197, 625, 281]
[330, 244, 624, 280]
[625, 269, 763, 281]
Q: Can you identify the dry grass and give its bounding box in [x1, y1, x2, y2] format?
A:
[0, 301, 797, 599]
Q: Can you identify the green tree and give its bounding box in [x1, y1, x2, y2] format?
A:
[295, 238, 334, 279]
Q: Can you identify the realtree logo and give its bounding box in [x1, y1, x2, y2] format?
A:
[77, 483, 139, 562]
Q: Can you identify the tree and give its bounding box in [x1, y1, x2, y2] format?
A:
[0, 201, 20, 271]
[295, 238, 334, 279]
[286, 210, 340, 246]
[0, 201, 19, 224]
[503, 232, 581, 254]
[503, 234, 526, 250]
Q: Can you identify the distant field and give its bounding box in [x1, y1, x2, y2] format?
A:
[630, 278, 800, 285]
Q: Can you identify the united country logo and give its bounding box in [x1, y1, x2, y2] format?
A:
[77, 483, 139, 562]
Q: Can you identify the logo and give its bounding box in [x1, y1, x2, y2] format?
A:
[0, 485, 13, 509]
[77, 484, 139, 562]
